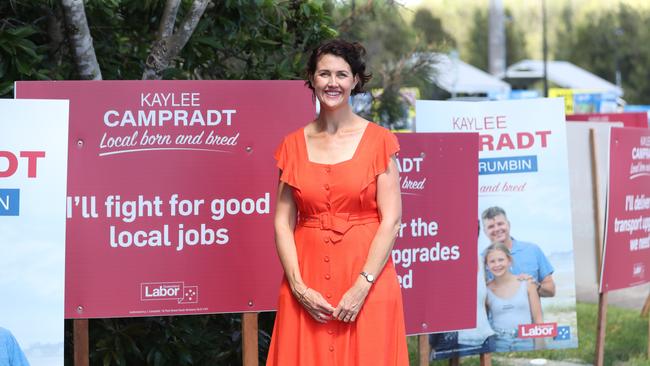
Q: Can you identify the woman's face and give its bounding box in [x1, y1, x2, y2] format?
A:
[486, 250, 511, 277]
[311, 54, 358, 111]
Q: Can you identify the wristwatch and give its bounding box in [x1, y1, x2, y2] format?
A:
[360, 271, 375, 283]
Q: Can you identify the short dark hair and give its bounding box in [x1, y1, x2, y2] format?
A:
[481, 206, 508, 221]
[305, 39, 372, 95]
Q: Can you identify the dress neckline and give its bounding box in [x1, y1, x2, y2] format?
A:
[301, 122, 371, 166]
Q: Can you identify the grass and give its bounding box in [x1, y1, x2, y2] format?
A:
[408, 302, 650, 366]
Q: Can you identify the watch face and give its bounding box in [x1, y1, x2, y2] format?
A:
[367, 274, 374, 282]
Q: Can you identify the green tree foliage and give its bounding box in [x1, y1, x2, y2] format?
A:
[71, 312, 276, 366]
[504, 9, 528, 68]
[0, 0, 336, 96]
[553, 4, 575, 62]
[412, 8, 455, 49]
[0, 1, 70, 95]
[0, 25, 45, 95]
[334, 1, 440, 129]
[409, 8, 458, 101]
[466, 7, 528, 72]
[556, 4, 650, 104]
[466, 9, 489, 71]
[163, 0, 336, 80]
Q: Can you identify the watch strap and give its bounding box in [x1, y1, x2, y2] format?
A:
[360, 271, 374, 283]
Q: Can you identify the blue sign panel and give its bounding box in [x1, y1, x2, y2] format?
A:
[478, 156, 538, 175]
[0, 188, 20, 216]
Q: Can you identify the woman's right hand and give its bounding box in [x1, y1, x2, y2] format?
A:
[293, 286, 335, 323]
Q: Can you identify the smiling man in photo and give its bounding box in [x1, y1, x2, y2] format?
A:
[482, 206, 555, 297]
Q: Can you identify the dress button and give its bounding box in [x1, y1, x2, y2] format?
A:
[326, 203, 331, 208]
[325, 274, 331, 280]
[324, 237, 330, 243]
[324, 256, 330, 262]
[328, 329, 334, 335]
[326, 293, 332, 298]
[324, 184, 329, 190]
[325, 167, 331, 173]
[329, 346, 334, 352]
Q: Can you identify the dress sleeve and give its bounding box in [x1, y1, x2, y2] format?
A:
[274, 135, 300, 190]
[373, 129, 400, 176]
[361, 127, 400, 192]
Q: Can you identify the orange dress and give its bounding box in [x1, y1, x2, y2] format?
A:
[267, 122, 408, 366]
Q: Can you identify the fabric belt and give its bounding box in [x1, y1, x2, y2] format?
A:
[298, 211, 379, 243]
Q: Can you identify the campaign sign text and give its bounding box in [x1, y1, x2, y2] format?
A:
[394, 133, 478, 335]
[16, 81, 312, 318]
[518, 323, 558, 339]
[601, 128, 650, 291]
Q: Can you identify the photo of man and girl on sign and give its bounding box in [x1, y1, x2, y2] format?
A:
[417, 99, 579, 358]
[430, 204, 576, 358]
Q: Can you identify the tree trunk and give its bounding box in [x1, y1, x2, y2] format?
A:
[142, 0, 210, 80]
[46, 4, 66, 67]
[159, 0, 182, 38]
[60, 0, 102, 80]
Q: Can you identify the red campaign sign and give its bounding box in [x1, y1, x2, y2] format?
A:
[15, 81, 313, 318]
[394, 133, 478, 335]
[567, 112, 648, 128]
[601, 127, 650, 292]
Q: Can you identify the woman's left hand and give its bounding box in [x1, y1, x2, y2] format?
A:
[333, 280, 371, 322]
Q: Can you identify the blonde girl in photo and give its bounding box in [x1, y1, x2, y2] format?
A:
[484, 242, 544, 352]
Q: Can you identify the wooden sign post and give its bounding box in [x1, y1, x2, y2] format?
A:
[594, 293, 608, 366]
[73, 319, 89, 366]
[642, 292, 650, 359]
[591, 128, 607, 366]
[242, 313, 259, 366]
[418, 335, 429, 366]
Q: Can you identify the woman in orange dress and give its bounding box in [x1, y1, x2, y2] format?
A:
[266, 39, 408, 365]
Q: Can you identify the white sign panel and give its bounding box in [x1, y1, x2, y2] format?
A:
[0, 99, 69, 366]
[417, 99, 578, 354]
